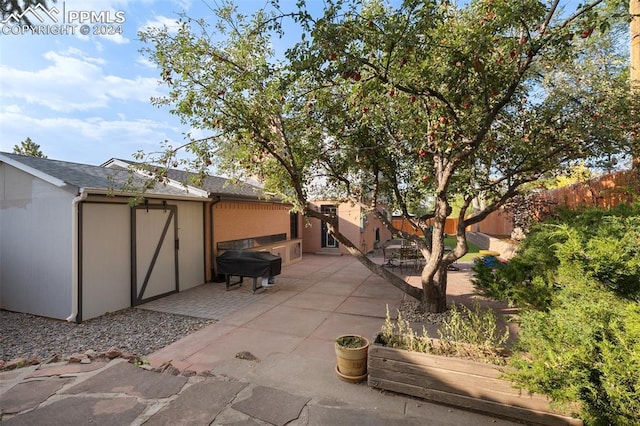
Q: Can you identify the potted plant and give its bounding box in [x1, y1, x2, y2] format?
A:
[368, 304, 582, 425]
[334, 334, 370, 383]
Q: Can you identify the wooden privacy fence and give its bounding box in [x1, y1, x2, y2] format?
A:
[391, 217, 460, 237]
[392, 212, 512, 238]
[537, 169, 639, 210]
[390, 169, 639, 238]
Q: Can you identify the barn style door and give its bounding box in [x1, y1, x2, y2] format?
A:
[131, 204, 179, 305]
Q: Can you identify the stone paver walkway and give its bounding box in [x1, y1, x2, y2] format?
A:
[138, 279, 267, 320]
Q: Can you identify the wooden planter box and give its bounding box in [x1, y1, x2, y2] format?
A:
[368, 337, 582, 426]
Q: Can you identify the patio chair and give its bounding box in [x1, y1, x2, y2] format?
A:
[382, 245, 398, 267]
[382, 239, 402, 267]
[398, 246, 420, 273]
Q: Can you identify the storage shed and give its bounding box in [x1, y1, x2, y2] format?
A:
[102, 159, 304, 282]
[0, 152, 209, 322]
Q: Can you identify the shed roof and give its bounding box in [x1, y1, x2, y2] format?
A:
[0, 152, 205, 199]
[102, 158, 269, 200]
[165, 169, 264, 199]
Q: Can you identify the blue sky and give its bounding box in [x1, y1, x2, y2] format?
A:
[0, 0, 605, 167]
[0, 0, 308, 166]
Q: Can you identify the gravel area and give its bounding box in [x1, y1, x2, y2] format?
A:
[397, 299, 452, 324]
[0, 308, 214, 363]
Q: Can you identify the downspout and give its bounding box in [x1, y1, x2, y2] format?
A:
[210, 195, 222, 280]
[67, 188, 88, 322]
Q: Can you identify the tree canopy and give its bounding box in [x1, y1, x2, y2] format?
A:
[13, 137, 47, 158]
[139, 0, 639, 312]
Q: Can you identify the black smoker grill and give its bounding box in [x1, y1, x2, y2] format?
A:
[216, 250, 282, 293]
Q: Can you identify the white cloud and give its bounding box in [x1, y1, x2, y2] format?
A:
[140, 15, 182, 34]
[60, 47, 106, 65]
[2, 104, 23, 114]
[136, 56, 157, 69]
[0, 49, 163, 112]
[97, 31, 130, 45]
[103, 75, 163, 101]
[0, 109, 184, 164]
[0, 111, 176, 142]
[173, 0, 192, 11]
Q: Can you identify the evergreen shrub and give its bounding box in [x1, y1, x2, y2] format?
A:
[472, 201, 640, 424]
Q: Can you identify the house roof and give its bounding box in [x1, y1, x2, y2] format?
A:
[166, 169, 265, 199]
[102, 158, 268, 200]
[0, 152, 205, 199]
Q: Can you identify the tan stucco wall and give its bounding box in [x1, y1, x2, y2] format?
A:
[211, 200, 302, 270]
[213, 200, 292, 251]
[303, 201, 391, 254]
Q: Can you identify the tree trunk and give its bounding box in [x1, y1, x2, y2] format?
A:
[419, 197, 451, 313]
[631, 0, 640, 177]
[422, 264, 448, 313]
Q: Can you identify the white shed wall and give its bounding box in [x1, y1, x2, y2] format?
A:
[175, 200, 205, 291]
[81, 203, 131, 320]
[0, 165, 73, 320]
[80, 199, 204, 320]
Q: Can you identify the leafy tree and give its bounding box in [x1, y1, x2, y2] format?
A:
[13, 137, 47, 158]
[1, 0, 56, 25]
[139, 0, 639, 312]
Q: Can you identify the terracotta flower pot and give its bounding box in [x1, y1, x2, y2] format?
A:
[335, 335, 369, 382]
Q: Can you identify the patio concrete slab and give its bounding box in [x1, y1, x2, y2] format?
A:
[306, 405, 424, 426]
[243, 305, 329, 337]
[232, 385, 310, 426]
[251, 288, 299, 305]
[404, 399, 523, 425]
[217, 301, 276, 326]
[307, 278, 364, 296]
[308, 312, 387, 342]
[182, 327, 305, 372]
[351, 279, 407, 299]
[213, 352, 411, 415]
[1, 254, 535, 426]
[362, 273, 393, 285]
[291, 336, 336, 361]
[336, 295, 401, 318]
[144, 380, 247, 426]
[146, 324, 237, 367]
[281, 291, 348, 311]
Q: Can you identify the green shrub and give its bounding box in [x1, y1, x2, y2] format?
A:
[437, 301, 510, 365]
[336, 335, 368, 348]
[473, 202, 640, 309]
[491, 201, 640, 424]
[472, 258, 557, 310]
[472, 226, 561, 310]
[508, 272, 640, 425]
[378, 306, 432, 353]
[574, 217, 639, 298]
[378, 303, 509, 365]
